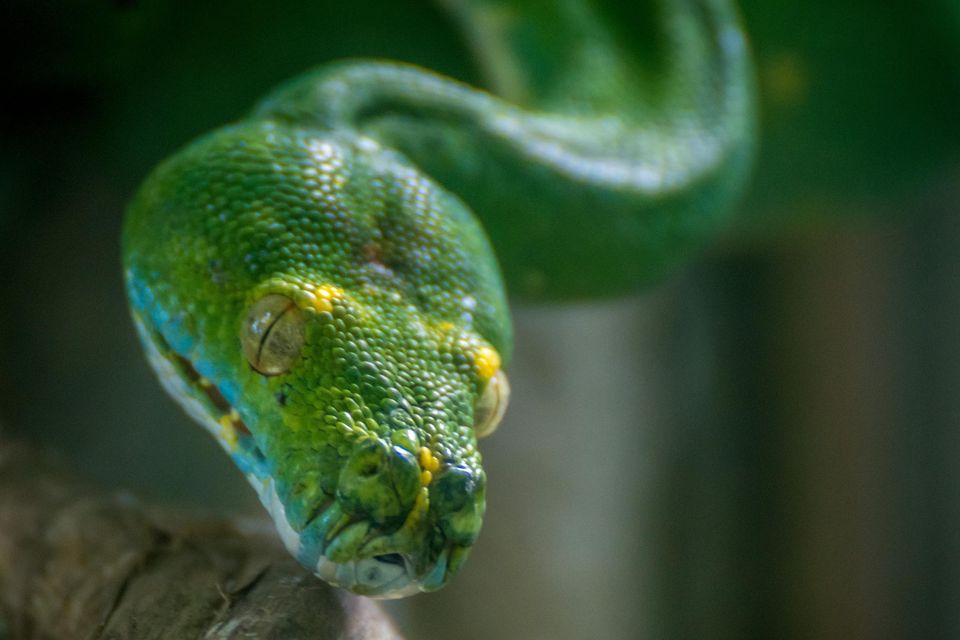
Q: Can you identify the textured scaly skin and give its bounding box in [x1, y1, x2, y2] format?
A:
[123, 0, 754, 597]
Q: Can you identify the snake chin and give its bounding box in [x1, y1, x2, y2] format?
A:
[314, 554, 421, 599]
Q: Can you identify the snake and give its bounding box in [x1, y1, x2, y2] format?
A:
[122, 0, 754, 598]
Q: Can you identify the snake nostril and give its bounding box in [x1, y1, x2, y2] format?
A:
[374, 553, 405, 566]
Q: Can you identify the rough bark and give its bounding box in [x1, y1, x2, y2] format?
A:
[0, 440, 402, 640]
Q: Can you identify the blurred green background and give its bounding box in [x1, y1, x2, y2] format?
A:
[2, 1, 960, 638]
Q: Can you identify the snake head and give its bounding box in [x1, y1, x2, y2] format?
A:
[233, 272, 509, 598]
[123, 121, 511, 597]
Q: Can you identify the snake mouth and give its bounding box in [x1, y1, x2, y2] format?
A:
[171, 351, 272, 473]
[130, 310, 270, 479]
[253, 484, 468, 598]
[288, 497, 465, 598]
[251, 484, 433, 597]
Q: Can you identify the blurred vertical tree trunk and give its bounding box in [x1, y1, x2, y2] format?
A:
[653, 253, 787, 639]
[657, 236, 903, 639]
[653, 180, 960, 639]
[896, 182, 960, 640]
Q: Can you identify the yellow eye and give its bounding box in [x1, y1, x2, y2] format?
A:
[241, 294, 305, 376]
[473, 370, 510, 438]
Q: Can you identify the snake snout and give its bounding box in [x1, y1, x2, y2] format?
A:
[290, 439, 484, 597]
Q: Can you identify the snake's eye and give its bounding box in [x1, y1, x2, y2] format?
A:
[242, 294, 305, 376]
[472, 370, 510, 438]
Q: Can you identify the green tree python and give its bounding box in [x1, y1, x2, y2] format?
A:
[122, 0, 754, 597]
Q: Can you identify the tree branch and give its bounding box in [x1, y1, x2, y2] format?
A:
[0, 440, 402, 640]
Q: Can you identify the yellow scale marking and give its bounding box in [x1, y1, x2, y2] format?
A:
[310, 283, 344, 313]
[217, 410, 242, 452]
[418, 446, 441, 487]
[474, 346, 501, 381]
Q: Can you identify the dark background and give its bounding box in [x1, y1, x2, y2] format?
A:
[2, 1, 960, 637]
